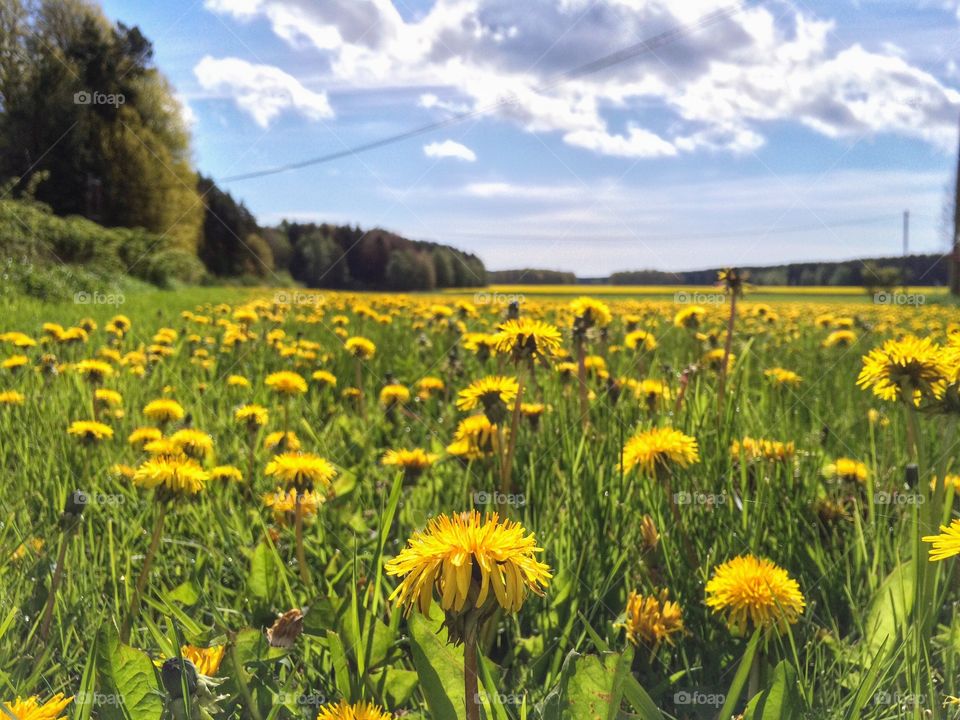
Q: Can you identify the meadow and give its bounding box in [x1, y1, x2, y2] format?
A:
[2, 283, 960, 720]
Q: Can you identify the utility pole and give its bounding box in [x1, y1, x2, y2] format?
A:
[952, 114, 960, 295]
[902, 209, 909, 293]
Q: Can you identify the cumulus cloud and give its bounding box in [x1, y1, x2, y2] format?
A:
[194, 55, 333, 127]
[201, 0, 960, 154]
[423, 140, 477, 161]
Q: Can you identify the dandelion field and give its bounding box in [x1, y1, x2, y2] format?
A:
[3, 286, 960, 720]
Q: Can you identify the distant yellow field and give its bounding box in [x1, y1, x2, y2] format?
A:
[440, 284, 949, 299]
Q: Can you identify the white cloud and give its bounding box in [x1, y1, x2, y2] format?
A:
[202, 0, 960, 156]
[193, 55, 333, 127]
[423, 140, 477, 162]
[172, 93, 197, 128]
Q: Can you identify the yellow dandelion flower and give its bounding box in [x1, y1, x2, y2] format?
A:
[316, 700, 393, 720]
[379, 384, 410, 407]
[622, 427, 699, 475]
[345, 337, 376, 360]
[705, 555, 805, 632]
[143, 398, 185, 423]
[381, 448, 439, 476]
[447, 414, 499, 459]
[312, 370, 337, 387]
[128, 426, 162, 447]
[673, 305, 706, 329]
[235, 403, 269, 428]
[822, 329, 856, 348]
[265, 452, 337, 491]
[169, 428, 214, 459]
[764, 367, 802, 387]
[824, 457, 868, 483]
[265, 371, 308, 396]
[1, 694, 73, 720]
[385, 511, 551, 616]
[133, 455, 209, 495]
[67, 420, 113, 442]
[857, 335, 949, 405]
[264, 430, 301, 452]
[624, 330, 658, 352]
[492, 319, 562, 361]
[456, 376, 519, 413]
[923, 520, 960, 561]
[211, 465, 243, 482]
[179, 645, 225, 676]
[227, 374, 250, 388]
[570, 296, 612, 327]
[0, 390, 25, 406]
[73, 359, 114, 383]
[2, 355, 28, 371]
[263, 488, 325, 523]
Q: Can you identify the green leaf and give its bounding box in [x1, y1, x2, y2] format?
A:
[407, 612, 495, 718]
[97, 627, 162, 720]
[864, 561, 914, 656]
[248, 542, 278, 603]
[327, 630, 354, 698]
[716, 628, 762, 720]
[367, 667, 420, 707]
[743, 661, 801, 720]
[566, 652, 625, 719]
[167, 579, 200, 606]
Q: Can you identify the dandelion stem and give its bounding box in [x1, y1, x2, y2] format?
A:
[464, 619, 481, 720]
[575, 336, 590, 429]
[39, 523, 75, 642]
[121, 498, 167, 643]
[500, 373, 524, 499]
[355, 358, 366, 418]
[717, 290, 738, 420]
[294, 492, 311, 585]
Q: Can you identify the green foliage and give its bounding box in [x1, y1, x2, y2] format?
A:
[0, 198, 203, 300]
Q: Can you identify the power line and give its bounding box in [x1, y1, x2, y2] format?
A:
[219, 2, 755, 183]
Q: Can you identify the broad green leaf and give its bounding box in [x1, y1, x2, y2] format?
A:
[864, 561, 914, 656]
[248, 542, 278, 603]
[97, 627, 162, 720]
[743, 661, 801, 720]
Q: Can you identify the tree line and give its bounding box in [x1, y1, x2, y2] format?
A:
[0, 0, 484, 291]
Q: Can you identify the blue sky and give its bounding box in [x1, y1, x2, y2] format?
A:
[100, 0, 960, 276]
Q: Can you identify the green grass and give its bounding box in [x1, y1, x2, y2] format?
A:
[0, 287, 958, 719]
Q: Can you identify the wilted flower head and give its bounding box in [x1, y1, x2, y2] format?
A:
[619, 589, 684, 648]
[264, 608, 303, 648]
